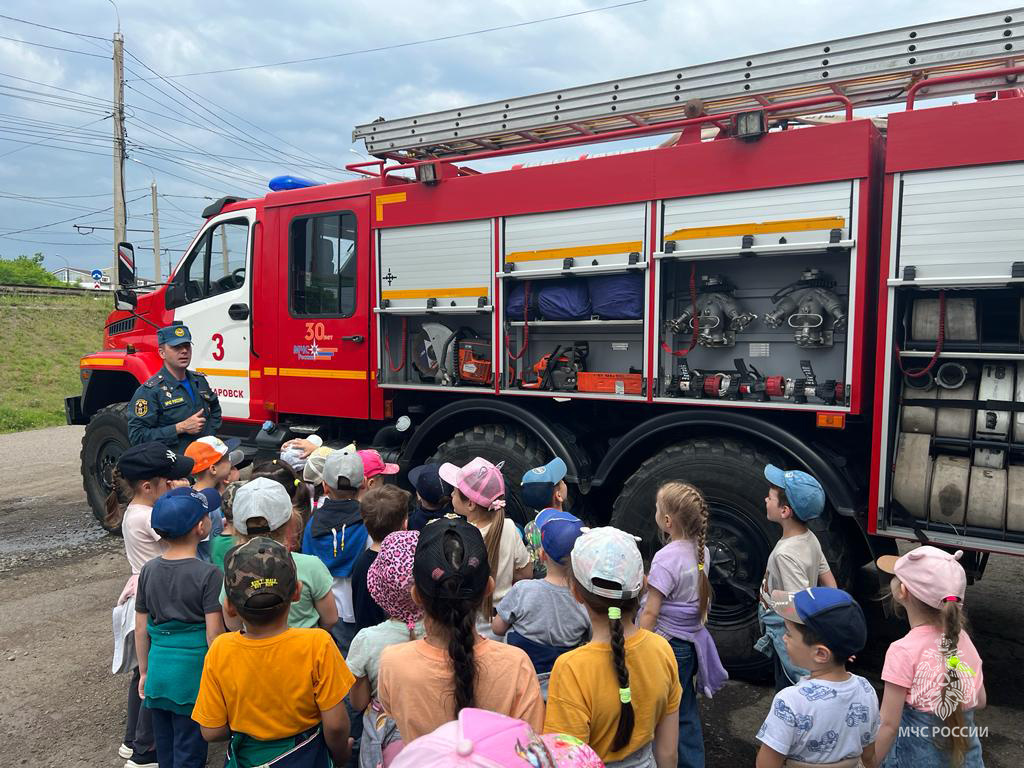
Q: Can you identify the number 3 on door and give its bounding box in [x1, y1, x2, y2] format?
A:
[212, 333, 225, 361]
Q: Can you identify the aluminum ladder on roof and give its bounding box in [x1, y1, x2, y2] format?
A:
[353, 7, 1023, 160]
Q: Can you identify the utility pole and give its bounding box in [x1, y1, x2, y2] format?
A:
[112, 31, 126, 279]
[150, 181, 160, 281]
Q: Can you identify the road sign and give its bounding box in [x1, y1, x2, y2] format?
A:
[90, 269, 102, 280]
[93, 282, 101, 290]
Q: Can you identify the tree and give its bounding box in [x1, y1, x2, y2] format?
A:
[0, 252, 63, 286]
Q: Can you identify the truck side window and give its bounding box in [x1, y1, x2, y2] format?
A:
[168, 219, 249, 308]
[290, 212, 357, 317]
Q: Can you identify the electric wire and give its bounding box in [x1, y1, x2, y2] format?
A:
[134, 1, 648, 79]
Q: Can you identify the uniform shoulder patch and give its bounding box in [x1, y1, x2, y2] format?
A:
[142, 373, 162, 388]
[134, 398, 149, 417]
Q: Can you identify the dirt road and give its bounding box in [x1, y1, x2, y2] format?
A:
[0, 425, 1021, 767]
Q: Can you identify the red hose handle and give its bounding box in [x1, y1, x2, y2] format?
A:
[662, 263, 700, 357]
[506, 282, 531, 362]
[896, 290, 945, 378]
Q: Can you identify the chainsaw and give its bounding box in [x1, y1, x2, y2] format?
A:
[521, 343, 588, 391]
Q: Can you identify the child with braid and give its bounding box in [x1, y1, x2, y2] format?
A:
[546, 527, 682, 767]
[875, 547, 986, 767]
[377, 514, 543, 745]
[439, 458, 532, 633]
[638, 482, 727, 768]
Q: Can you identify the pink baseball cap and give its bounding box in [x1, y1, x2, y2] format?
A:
[876, 545, 967, 608]
[358, 449, 399, 479]
[438, 457, 506, 510]
[389, 708, 605, 768]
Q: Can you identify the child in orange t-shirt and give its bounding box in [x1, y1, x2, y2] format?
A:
[193, 537, 354, 767]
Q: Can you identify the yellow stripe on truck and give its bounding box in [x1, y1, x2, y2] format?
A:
[277, 368, 367, 380]
[664, 216, 845, 242]
[505, 240, 643, 263]
[381, 286, 489, 300]
[81, 358, 123, 366]
[196, 367, 249, 378]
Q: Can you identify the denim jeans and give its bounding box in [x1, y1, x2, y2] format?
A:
[668, 638, 704, 768]
[150, 707, 208, 768]
[881, 705, 984, 768]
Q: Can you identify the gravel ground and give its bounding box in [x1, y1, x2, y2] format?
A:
[0, 425, 1021, 767]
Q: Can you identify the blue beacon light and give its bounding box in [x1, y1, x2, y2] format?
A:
[268, 175, 324, 191]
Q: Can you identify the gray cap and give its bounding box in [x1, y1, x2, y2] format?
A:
[323, 447, 364, 490]
[233, 476, 293, 535]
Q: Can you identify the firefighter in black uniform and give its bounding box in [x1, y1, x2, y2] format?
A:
[128, 322, 222, 452]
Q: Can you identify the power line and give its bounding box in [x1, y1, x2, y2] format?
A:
[0, 193, 147, 237]
[122, 56, 346, 177]
[128, 156, 258, 198]
[0, 188, 145, 200]
[132, 1, 647, 79]
[0, 33, 110, 58]
[0, 89, 111, 117]
[121, 60, 321, 175]
[125, 113, 286, 182]
[0, 13, 109, 41]
[170, 76, 348, 174]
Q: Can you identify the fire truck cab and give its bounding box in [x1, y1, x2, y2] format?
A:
[70, 8, 1024, 675]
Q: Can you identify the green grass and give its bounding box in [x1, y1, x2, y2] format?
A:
[0, 292, 111, 433]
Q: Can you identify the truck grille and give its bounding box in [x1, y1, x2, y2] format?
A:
[107, 318, 135, 336]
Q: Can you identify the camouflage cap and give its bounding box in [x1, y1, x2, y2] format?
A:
[223, 537, 296, 614]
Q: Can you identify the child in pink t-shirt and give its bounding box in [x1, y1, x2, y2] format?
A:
[107, 443, 197, 767]
[874, 546, 986, 768]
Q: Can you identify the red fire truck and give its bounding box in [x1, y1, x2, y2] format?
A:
[69, 9, 1024, 673]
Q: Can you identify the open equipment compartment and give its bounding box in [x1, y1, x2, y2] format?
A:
[654, 181, 858, 409]
[376, 218, 496, 391]
[499, 203, 650, 399]
[873, 96, 1024, 554]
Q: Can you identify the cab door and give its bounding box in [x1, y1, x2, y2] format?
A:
[167, 209, 256, 420]
[274, 197, 371, 419]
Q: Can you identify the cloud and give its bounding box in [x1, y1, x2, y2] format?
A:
[0, 0, 1014, 275]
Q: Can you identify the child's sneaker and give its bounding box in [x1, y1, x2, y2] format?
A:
[117, 743, 133, 760]
[124, 749, 158, 768]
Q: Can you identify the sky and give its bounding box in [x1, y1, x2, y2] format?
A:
[0, 0, 1013, 280]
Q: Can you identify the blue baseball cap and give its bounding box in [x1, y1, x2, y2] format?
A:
[520, 458, 567, 509]
[521, 457, 567, 487]
[156, 322, 192, 346]
[540, 517, 585, 565]
[151, 486, 210, 538]
[771, 587, 866, 660]
[535, 507, 579, 530]
[764, 464, 825, 521]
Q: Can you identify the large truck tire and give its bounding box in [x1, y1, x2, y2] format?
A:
[609, 437, 853, 681]
[81, 402, 133, 533]
[427, 424, 549, 527]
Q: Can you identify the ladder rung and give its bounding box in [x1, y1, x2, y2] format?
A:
[354, 8, 1023, 159]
